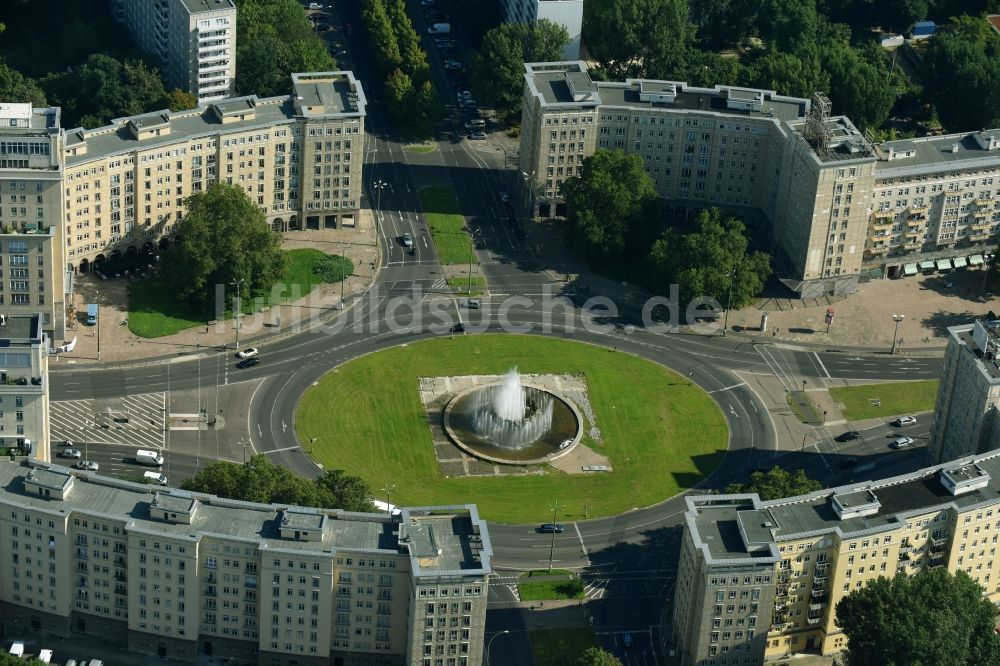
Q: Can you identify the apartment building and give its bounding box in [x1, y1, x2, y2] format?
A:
[669, 452, 1000, 665]
[502, 0, 583, 60]
[519, 61, 1000, 298]
[0, 104, 69, 339]
[111, 0, 237, 102]
[0, 314, 49, 461]
[0, 459, 492, 666]
[929, 321, 1000, 464]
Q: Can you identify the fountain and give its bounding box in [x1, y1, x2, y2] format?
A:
[442, 368, 582, 464]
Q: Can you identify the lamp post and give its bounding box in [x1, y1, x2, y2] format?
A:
[485, 630, 510, 666]
[372, 179, 387, 241]
[890, 314, 905, 355]
[381, 482, 397, 517]
[723, 268, 737, 336]
[94, 291, 101, 361]
[465, 227, 478, 294]
[546, 500, 563, 573]
[800, 429, 821, 452]
[230, 278, 245, 350]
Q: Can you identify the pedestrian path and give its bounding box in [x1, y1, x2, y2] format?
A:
[50, 392, 166, 449]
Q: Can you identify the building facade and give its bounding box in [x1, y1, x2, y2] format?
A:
[929, 321, 1000, 463]
[0, 315, 49, 460]
[0, 460, 492, 666]
[519, 61, 1000, 298]
[502, 0, 583, 60]
[669, 452, 1000, 665]
[111, 0, 237, 102]
[1, 71, 366, 340]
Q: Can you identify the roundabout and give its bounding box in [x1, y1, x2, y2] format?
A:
[294, 334, 729, 523]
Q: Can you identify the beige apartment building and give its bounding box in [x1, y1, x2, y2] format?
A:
[929, 320, 1000, 464]
[0, 459, 492, 666]
[519, 61, 1000, 299]
[0, 71, 366, 340]
[0, 314, 49, 461]
[670, 451, 1000, 665]
[111, 0, 237, 102]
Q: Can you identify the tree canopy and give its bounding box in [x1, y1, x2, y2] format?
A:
[835, 568, 1000, 666]
[181, 455, 377, 513]
[647, 209, 771, 310]
[161, 182, 286, 308]
[472, 19, 570, 124]
[725, 466, 822, 500]
[234, 0, 336, 97]
[584, 0, 693, 80]
[923, 15, 1000, 133]
[575, 647, 623, 666]
[560, 149, 660, 259]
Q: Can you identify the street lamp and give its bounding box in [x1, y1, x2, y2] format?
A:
[485, 630, 510, 666]
[890, 314, 905, 355]
[230, 278, 245, 350]
[94, 290, 101, 361]
[723, 268, 737, 337]
[800, 429, 822, 452]
[546, 500, 563, 573]
[465, 227, 479, 294]
[381, 482, 397, 518]
[372, 179, 388, 239]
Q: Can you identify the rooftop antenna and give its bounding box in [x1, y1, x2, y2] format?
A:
[804, 92, 832, 156]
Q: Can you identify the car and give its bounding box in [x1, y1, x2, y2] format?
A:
[456, 91, 472, 101]
[58, 448, 82, 459]
[835, 430, 860, 442]
[890, 436, 915, 449]
[421, 0, 435, 6]
[450, 323, 466, 334]
[236, 347, 259, 359]
[838, 456, 859, 469]
[468, 131, 487, 140]
[892, 415, 917, 427]
[538, 524, 564, 533]
[62, 440, 75, 447]
[622, 633, 633, 649]
[499, 191, 510, 203]
[435, 40, 456, 48]
[444, 62, 463, 71]
[464, 119, 485, 131]
[403, 232, 414, 247]
[236, 357, 260, 370]
[465, 299, 480, 309]
[74, 461, 99, 472]
[307, 2, 324, 9]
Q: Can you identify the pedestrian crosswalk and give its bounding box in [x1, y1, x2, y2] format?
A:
[584, 579, 607, 600]
[50, 392, 166, 450]
[431, 278, 447, 289]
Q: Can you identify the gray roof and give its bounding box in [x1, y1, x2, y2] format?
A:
[876, 130, 1000, 177]
[0, 461, 491, 570]
[179, 0, 236, 15]
[0, 314, 42, 343]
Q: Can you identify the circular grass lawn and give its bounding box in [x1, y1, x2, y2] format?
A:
[295, 335, 728, 523]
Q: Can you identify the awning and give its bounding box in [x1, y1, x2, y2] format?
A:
[919, 260, 936, 271]
[970, 254, 985, 266]
[903, 263, 919, 275]
[953, 256, 968, 268]
[936, 258, 953, 271]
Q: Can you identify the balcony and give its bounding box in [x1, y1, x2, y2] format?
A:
[903, 240, 922, 250]
[769, 622, 790, 633]
[813, 575, 828, 584]
[907, 213, 927, 223]
[975, 198, 992, 207]
[811, 588, 827, 598]
[809, 601, 826, 611]
[930, 535, 947, 546]
[807, 617, 823, 626]
[909, 204, 928, 214]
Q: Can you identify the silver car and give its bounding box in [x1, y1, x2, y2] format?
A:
[59, 448, 82, 459]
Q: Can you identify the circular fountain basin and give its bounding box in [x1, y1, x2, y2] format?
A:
[443, 382, 583, 465]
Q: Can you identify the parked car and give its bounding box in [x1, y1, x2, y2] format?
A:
[236, 357, 260, 370]
[74, 460, 99, 472]
[892, 415, 917, 426]
[236, 347, 259, 359]
[59, 448, 82, 459]
[890, 436, 915, 449]
[835, 430, 860, 442]
[538, 523, 564, 533]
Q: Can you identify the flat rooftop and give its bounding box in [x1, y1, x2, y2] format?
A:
[788, 116, 876, 163]
[689, 502, 779, 562]
[0, 314, 41, 343]
[0, 461, 491, 570]
[950, 323, 1000, 382]
[179, 0, 236, 14]
[292, 72, 366, 118]
[876, 130, 1000, 177]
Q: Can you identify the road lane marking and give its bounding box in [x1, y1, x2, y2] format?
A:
[813, 352, 832, 379]
[573, 523, 591, 565]
[708, 382, 747, 394]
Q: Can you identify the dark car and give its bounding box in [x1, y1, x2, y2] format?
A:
[450, 323, 466, 334]
[236, 357, 260, 369]
[835, 431, 860, 442]
[538, 523, 564, 533]
[839, 456, 859, 468]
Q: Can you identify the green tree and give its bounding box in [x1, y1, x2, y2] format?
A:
[472, 19, 569, 124]
[560, 150, 660, 259]
[163, 88, 198, 112]
[835, 568, 1000, 666]
[755, 0, 818, 54]
[725, 466, 822, 500]
[740, 49, 829, 100]
[161, 182, 286, 308]
[315, 470, 377, 513]
[821, 39, 898, 131]
[0, 62, 46, 107]
[923, 14, 1000, 132]
[584, 0, 693, 80]
[575, 647, 623, 666]
[648, 209, 771, 309]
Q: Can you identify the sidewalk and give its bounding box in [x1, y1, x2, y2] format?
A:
[56, 217, 378, 367]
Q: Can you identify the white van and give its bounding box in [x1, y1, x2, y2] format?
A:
[143, 471, 168, 486]
[135, 449, 164, 466]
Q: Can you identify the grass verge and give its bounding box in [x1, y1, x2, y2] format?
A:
[829, 380, 938, 421]
[530, 628, 597, 666]
[519, 578, 585, 601]
[128, 248, 351, 338]
[295, 335, 728, 522]
[404, 143, 436, 153]
[526, 568, 573, 577]
[419, 186, 475, 265]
